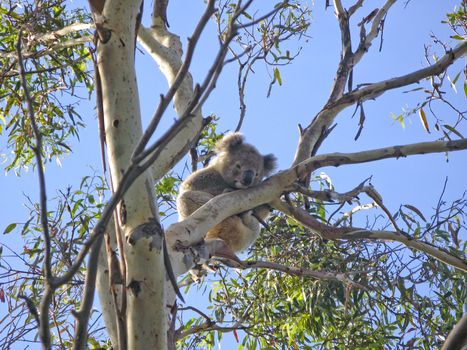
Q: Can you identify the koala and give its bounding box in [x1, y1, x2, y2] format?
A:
[177, 132, 277, 255]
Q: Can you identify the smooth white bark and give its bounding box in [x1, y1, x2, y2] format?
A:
[97, 1, 167, 348]
[138, 26, 204, 181]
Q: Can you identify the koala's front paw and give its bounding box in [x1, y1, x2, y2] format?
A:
[253, 204, 271, 219]
[240, 210, 258, 229]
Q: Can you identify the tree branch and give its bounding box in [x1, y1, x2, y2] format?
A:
[175, 317, 248, 341]
[15, 33, 52, 280]
[241, 260, 368, 289]
[292, 177, 371, 202]
[348, 0, 365, 16]
[294, 138, 467, 179]
[335, 40, 467, 107]
[292, 35, 466, 169]
[16, 32, 55, 349]
[441, 314, 467, 350]
[71, 235, 103, 350]
[167, 138, 467, 275]
[133, 0, 216, 158]
[36, 22, 94, 42]
[271, 200, 467, 273]
[353, 0, 396, 60]
[329, 0, 353, 101]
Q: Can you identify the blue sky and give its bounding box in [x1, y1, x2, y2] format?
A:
[0, 0, 466, 347]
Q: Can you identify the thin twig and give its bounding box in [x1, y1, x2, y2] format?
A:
[16, 31, 55, 349]
[15, 33, 52, 280]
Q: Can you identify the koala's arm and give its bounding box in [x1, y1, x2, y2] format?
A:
[253, 204, 271, 220]
[177, 167, 232, 219]
[176, 190, 215, 219]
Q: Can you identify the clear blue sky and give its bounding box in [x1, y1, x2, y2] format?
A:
[0, 1, 465, 348]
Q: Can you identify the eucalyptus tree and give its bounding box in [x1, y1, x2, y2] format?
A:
[0, 0, 466, 349]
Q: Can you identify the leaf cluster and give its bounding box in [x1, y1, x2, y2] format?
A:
[177, 187, 466, 349]
[0, 0, 93, 173]
[0, 174, 108, 349]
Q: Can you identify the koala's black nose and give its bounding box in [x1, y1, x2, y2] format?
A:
[242, 170, 254, 186]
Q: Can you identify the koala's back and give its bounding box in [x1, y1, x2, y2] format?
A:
[179, 166, 231, 196]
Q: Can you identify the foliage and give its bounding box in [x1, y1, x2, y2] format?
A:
[177, 188, 467, 349]
[0, 0, 466, 349]
[0, 0, 93, 173]
[0, 174, 108, 349]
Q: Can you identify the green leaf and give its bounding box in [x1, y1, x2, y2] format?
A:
[242, 11, 252, 20]
[447, 71, 460, 92]
[273, 68, 282, 86]
[443, 124, 464, 138]
[3, 223, 17, 234]
[403, 204, 426, 221]
[451, 71, 461, 84]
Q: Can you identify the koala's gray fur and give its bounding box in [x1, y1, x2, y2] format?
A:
[177, 132, 276, 253]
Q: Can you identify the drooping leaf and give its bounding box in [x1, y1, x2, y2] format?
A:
[418, 108, 430, 133]
[3, 223, 17, 234]
[443, 124, 464, 138]
[274, 67, 283, 86]
[403, 204, 426, 222]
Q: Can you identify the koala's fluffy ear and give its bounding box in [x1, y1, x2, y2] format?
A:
[215, 132, 244, 153]
[263, 154, 277, 176]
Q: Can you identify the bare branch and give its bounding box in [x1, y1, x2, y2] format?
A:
[72, 235, 103, 350]
[295, 138, 467, 179]
[152, 0, 169, 28]
[353, 0, 396, 60]
[328, 0, 353, 101]
[335, 41, 467, 107]
[15, 33, 52, 280]
[241, 260, 368, 289]
[175, 319, 247, 341]
[348, 0, 365, 16]
[36, 22, 94, 42]
[333, 202, 377, 226]
[292, 178, 371, 202]
[292, 31, 466, 169]
[133, 0, 216, 158]
[1, 36, 92, 60]
[16, 31, 55, 348]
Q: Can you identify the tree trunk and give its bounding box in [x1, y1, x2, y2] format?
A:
[96, 1, 167, 348]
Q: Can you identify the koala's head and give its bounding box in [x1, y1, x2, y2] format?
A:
[214, 132, 277, 189]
